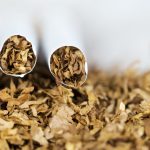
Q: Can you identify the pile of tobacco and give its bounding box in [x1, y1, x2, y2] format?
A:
[0, 66, 150, 150]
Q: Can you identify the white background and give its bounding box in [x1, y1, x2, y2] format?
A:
[0, 0, 150, 71]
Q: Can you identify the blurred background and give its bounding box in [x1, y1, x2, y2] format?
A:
[0, 0, 150, 71]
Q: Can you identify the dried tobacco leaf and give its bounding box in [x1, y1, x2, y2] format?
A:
[0, 66, 150, 149]
[50, 46, 87, 88]
[0, 118, 14, 130]
[49, 104, 75, 135]
[0, 35, 36, 76]
[0, 139, 9, 150]
[31, 125, 48, 146]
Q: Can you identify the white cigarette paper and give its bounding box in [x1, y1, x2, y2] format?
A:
[41, 7, 88, 88]
[0, 12, 38, 77]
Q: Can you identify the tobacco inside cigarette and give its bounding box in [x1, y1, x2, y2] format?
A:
[0, 35, 36, 76]
[50, 46, 87, 88]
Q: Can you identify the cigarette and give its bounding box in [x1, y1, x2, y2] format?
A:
[0, 35, 36, 77]
[0, 13, 37, 77]
[50, 46, 87, 88]
[41, 7, 88, 88]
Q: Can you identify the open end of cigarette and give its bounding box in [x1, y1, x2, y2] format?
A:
[50, 46, 87, 88]
[0, 35, 36, 76]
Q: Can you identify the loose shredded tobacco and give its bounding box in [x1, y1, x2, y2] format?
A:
[0, 66, 150, 149]
[50, 46, 87, 88]
[0, 35, 36, 75]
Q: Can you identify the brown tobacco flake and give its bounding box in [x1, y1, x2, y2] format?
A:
[0, 118, 14, 130]
[0, 35, 36, 75]
[50, 46, 87, 88]
[49, 104, 75, 135]
[0, 140, 9, 150]
[31, 125, 48, 146]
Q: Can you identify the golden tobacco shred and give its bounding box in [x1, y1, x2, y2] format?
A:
[0, 66, 149, 149]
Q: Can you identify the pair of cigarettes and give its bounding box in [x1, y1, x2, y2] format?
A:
[0, 35, 88, 88]
[0, 8, 88, 88]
